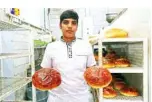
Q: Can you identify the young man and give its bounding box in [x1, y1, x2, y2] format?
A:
[41, 9, 96, 102]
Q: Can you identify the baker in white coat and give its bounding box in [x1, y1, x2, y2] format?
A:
[41, 9, 96, 102]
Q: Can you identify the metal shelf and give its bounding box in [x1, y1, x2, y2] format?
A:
[0, 10, 29, 31]
[0, 9, 40, 102]
[104, 95, 143, 102]
[0, 53, 31, 59]
[102, 38, 146, 43]
[0, 20, 23, 30]
[108, 66, 143, 73]
[0, 77, 31, 100]
[96, 62, 143, 73]
[0, 10, 52, 35]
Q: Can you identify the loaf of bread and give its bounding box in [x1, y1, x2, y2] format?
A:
[102, 57, 115, 68]
[84, 67, 112, 88]
[120, 87, 139, 96]
[114, 81, 126, 90]
[105, 50, 117, 60]
[103, 87, 117, 98]
[105, 28, 128, 38]
[115, 58, 130, 67]
[32, 68, 61, 91]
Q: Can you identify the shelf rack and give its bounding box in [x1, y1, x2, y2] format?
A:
[0, 53, 31, 59]
[95, 37, 148, 102]
[104, 95, 143, 102]
[0, 77, 31, 100]
[0, 9, 51, 102]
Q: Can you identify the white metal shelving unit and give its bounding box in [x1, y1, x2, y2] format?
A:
[0, 53, 32, 59]
[0, 77, 32, 100]
[97, 37, 148, 102]
[0, 9, 51, 102]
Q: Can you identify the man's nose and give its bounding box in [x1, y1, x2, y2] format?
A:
[67, 23, 72, 27]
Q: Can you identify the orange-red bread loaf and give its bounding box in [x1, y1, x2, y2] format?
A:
[32, 68, 61, 91]
[103, 87, 117, 98]
[115, 58, 130, 67]
[120, 87, 139, 96]
[84, 67, 112, 88]
[102, 57, 115, 68]
[114, 81, 126, 90]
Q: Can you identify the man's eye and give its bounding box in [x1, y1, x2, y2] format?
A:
[72, 22, 77, 25]
[63, 21, 69, 24]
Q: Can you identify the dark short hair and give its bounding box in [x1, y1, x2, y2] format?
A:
[60, 9, 79, 24]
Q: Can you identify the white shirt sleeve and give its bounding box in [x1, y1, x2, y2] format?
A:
[86, 43, 96, 67]
[41, 44, 52, 68]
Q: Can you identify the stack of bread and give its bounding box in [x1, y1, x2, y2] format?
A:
[103, 73, 139, 98]
[102, 48, 117, 68]
[102, 48, 130, 68]
[94, 51, 131, 69]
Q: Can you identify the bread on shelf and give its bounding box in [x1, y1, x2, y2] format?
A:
[102, 57, 115, 68]
[120, 86, 139, 96]
[114, 81, 126, 90]
[104, 28, 128, 38]
[103, 85, 117, 98]
[105, 49, 117, 60]
[115, 58, 130, 67]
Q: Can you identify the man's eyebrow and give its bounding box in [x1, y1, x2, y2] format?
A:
[63, 19, 77, 22]
[63, 20, 69, 22]
[72, 20, 77, 22]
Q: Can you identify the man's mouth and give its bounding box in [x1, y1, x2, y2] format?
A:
[66, 30, 73, 33]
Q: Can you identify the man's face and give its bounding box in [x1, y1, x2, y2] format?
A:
[60, 18, 78, 39]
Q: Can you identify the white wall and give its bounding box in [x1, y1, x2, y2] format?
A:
[109, 8, 151, 38]
[48, 8, 124, 40]
[20, 8, 44, 28]
[87, 8, 124, 34]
